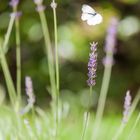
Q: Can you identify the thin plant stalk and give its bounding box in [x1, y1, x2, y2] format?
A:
[51, 0, 60, 137]
[37, 7, 57, 139]
[81, 111, 90, 140]
[3, 14, 15, 53]
[38, 10, 56, 98]
[112, 89, 140, 140]
[0, 40, 17, 108]
[12, 5, 22, 107]
[81, 86, 92, 140]
[127, 112, 140, 140]
[92, 59, 112, 140]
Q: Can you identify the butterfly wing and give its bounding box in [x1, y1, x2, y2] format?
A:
[81, 4, 96, 21]
[87, 13, 103, 25]
[82, 4, 95, 14]
[81, 13, 93, 21]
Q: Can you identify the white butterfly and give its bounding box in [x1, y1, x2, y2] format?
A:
[81, 4, 103, 26]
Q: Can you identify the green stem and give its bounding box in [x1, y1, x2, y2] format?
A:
[81, 86, 92, 140]
[38, 9, 56, 102]
[92, 55, 113, 140]
[53, 2, 59, 95]
[127, 112, 140, 140]
[13, 6, 21, 108]
[37, 8, 56, 139]
[3, 15, 15, 53]
[0, 40, 17, 108]
[81, 112, 90, 140]
[52, 2, 60, 138]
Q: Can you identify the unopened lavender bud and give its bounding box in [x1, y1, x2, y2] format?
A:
[87, 42, 98, 86]
[25, 76, 35, 105]
[122, 90, 132, 123]
[9, 0, 19, 7]
[51, 1, 57, 9]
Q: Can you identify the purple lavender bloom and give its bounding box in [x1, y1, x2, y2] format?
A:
[9, 0, 19, 7]
[87, 42, 98, 86]
[103, 18, 118, 67]
[122, 90, 132, 123]
[25, 76, 35, 105]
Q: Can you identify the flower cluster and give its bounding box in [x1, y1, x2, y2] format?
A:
[103, 18, 118, 67]
[87, 42, 98, 86]
[33, 0, 45, 12]
[122, 90, 132, 123]
[25, 76, 35, 105]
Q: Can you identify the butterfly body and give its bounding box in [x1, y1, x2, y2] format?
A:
[81, 4, 103, 26]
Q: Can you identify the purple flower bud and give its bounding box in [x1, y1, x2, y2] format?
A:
[25, 76, 35, 105]
[122, 90, 132, 123]
[87, 42, 98, 86]
[9, 0, 19, 7]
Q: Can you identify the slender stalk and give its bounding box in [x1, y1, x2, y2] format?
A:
[51, 0, 60, 138]
[92, 60, 112, 140]
[112, 89, 140, 140]
[52, 1, 59, 94]
[3, 15, 15, 53]
[81, 112, 90, 140]
[127, 112, 140, 140]
[81, 86, 92, 140]
[12, 6, 22, 108]
[38, 9, 56, 105]
[0, 40, 17, 108]
[37, 7, 56, 139]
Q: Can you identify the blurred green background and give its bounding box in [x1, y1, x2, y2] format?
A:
[0, 0, 140, 109]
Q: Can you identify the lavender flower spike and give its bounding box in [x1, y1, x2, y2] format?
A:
[9, 0, 19, 7]
[122, 90, 132, 123]
[87, 42, 98, 86]
[103, 18, 118, 67]
[25, 76, 35, 105]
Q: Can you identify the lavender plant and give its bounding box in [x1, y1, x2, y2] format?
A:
[0, 1, 140, 140]
[81, 42, 98, 140]
[112, 89, 140, 140]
